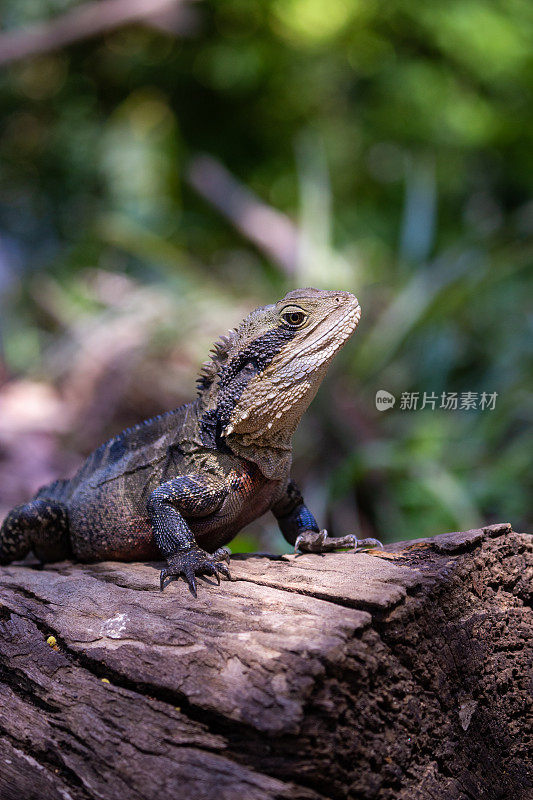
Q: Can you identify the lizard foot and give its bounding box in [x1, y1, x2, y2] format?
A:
[160, 544, 231, 595]
[294, 529, 383, 554]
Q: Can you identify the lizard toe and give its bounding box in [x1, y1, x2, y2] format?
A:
[202, 562, 221, 585]
[212, 546, 231, 564]
[354, 537, 384, 550]
[214, 561, 231, 581]
[184, 566, 198, 597]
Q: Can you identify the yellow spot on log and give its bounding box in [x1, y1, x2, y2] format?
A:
[46, 635, 57, 647]
[101, 678, 110, 684]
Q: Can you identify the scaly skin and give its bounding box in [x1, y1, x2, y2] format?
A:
[0, 288, 381, 595]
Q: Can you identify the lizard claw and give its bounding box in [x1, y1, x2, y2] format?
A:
[185, 567, 198, 597]
[160, 568, 169, 591]
[160, 545, 231, 594]
[201, 562, 221, 585]
[354, 537, 384, 550]
[213, 561, 231, 580]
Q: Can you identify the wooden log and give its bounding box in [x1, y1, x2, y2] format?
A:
[0, 522, 531, 800]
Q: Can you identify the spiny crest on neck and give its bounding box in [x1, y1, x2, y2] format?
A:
[196, 303, 273, 397]
[196, 328, 238, 395]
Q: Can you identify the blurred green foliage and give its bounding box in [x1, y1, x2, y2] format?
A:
[0, 0, 531, 549]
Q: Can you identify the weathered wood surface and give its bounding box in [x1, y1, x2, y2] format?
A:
[0, 522, 531, 800]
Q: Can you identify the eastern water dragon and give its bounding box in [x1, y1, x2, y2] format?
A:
[0, 288, 381, 595]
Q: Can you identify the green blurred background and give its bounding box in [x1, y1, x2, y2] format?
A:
[0, 0, 531, 551]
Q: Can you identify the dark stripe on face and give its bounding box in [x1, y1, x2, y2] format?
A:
[200, 325, 297, 448]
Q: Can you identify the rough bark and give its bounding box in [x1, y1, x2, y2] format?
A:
[0, 522, 531, 800]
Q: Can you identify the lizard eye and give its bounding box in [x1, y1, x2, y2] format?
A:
[281, 310, 307, 328]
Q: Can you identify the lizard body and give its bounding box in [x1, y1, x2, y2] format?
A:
[0, 288, 380, 594]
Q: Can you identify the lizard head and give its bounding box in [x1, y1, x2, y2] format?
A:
[198, 288, 361, 447]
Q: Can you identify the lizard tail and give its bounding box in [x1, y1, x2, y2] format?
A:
[0, 499, 69, 564]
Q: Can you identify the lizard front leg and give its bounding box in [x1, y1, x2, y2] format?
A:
[148, 475, 231, 595]
[272, 480, 382, 554]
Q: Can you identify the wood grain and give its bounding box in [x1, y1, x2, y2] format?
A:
[0, 523, 531, 800]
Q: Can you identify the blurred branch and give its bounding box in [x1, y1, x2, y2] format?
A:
[0, 0, 198, 66]
[186, 154, 299, 277]
[399, 154, 437, 265]
[295, 129, 352, 286]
